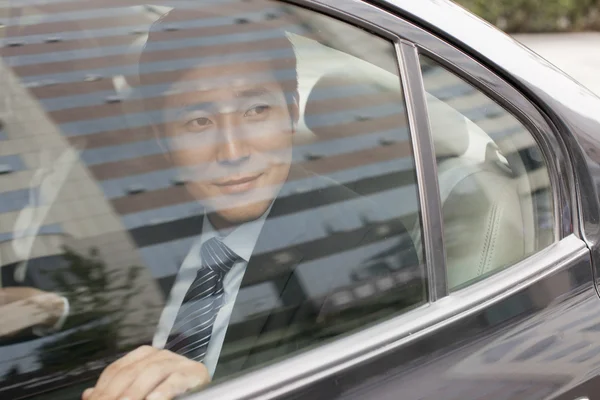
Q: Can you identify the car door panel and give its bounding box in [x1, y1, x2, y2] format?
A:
[272, 244, 593, 400]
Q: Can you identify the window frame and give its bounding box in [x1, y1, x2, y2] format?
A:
[414, 47, 570, 243]
[414, 47, 566, 290]
[182, 0, 583, 399]
[396, 41, 448, 301]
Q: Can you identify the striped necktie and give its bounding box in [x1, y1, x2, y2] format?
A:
[166, 237, 240, 361]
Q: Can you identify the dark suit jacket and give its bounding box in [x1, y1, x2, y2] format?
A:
[199, 168, 421, 379]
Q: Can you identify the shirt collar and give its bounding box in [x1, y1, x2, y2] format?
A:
[201, 203, 272, 262]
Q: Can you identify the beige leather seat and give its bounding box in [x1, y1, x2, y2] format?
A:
[428, 97, 531, 288]
[304, 70, 529, 290]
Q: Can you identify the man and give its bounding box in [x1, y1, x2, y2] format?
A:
[84, 3, 418, 400]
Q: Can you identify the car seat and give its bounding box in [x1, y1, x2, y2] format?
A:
[304, 70, 529, 290]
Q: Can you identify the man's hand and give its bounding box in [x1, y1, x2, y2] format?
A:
[82, 346, 210, 400]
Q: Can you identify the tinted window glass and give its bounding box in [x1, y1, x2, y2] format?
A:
[419, 55, 555, 290]
[0, 1, 424, 398]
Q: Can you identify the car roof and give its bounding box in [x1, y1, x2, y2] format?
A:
[372, 0, 600, 147]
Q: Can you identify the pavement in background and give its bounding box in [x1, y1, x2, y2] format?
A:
[514, 33, 600, 97]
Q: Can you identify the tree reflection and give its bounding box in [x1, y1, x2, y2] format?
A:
[37, 246, 151, 372]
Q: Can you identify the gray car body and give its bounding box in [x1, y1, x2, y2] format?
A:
[3, 0, 600, 399]
[188, 1, 600, 399]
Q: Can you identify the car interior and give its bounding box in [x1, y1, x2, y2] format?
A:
[302, 65, 542, 289]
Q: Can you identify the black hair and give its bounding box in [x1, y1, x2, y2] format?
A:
[136, 1, 299, 130]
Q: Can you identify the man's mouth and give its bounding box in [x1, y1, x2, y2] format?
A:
[213, 173, 263, 194]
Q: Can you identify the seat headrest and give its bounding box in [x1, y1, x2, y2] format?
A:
[304, 71, 469, 158]
[425, 93, 470, 158]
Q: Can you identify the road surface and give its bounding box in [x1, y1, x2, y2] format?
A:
[515, 33, 600, 97]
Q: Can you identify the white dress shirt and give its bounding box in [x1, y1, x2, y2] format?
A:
[152, 211, 268, 377]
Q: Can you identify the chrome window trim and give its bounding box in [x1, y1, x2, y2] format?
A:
[396, 41, 448, 301]
[186, 235, 587, 400]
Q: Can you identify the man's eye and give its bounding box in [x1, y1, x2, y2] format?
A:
[244, 105, 271, 117]
[185, 117, 213, 131]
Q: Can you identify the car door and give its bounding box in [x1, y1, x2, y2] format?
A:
[0, 1, 596, 400]
[180, 1, 599, 400]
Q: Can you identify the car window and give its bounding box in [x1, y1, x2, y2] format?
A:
[0, 1, 425, 398]
[419, 55, 555, 290]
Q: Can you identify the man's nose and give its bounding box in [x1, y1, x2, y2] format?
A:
[216, 116, 250, 166]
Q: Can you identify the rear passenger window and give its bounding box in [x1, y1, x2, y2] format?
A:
[419, 55, 555, 290]
[0, 1, 425, 398]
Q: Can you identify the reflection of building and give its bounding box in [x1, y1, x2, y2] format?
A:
[0, 4, 315, 396]
[0, 4, 423, 395]
[0, 2, 318, 297]
[0, 0, 415, 302]
[0, 0, 535, 396]
[0, 1, 549, 398]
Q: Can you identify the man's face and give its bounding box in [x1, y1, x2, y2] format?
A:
[162, 63, 296, 229]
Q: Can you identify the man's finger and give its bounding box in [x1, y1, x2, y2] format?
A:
[81, 388, 93, 400]
[89, 345, 157, 399]
[146, 370, 209, 400]
[118, 357, 180, 400]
